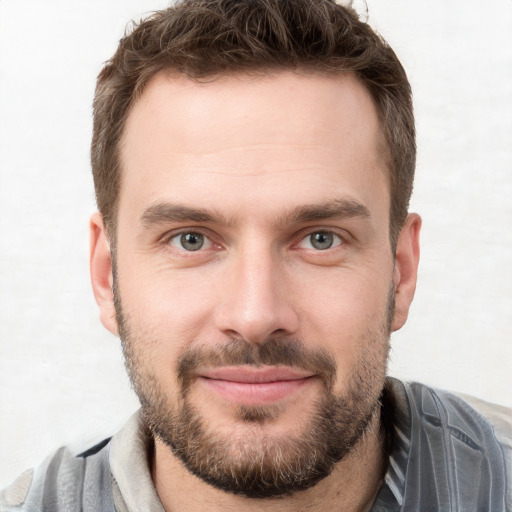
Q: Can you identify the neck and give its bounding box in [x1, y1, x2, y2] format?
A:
[152, 410, 387, 512]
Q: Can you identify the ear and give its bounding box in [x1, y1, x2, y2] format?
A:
[391, 213, 421, 332]
[90, 212, 118, 336]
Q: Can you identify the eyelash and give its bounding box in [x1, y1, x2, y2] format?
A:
[162, 228, 348, 254]
[296, 230, 344, 251]
[163, 230, 215, 252]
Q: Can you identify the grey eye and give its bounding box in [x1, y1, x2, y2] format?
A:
[170, 232, 207, 251]
[309, 231, 334, 250]
[297, 231, 343, 251]
[181, 233, 204, 251]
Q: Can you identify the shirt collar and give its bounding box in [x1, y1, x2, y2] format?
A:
[108, 378, 413, 512]
[109, 411, 165, 512]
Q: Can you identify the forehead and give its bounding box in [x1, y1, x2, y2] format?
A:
[122, 70, 382, 155]
[118, 71, 388, 224]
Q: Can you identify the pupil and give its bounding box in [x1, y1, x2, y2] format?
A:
[181, 233, 204, 251]
[311, 232, 333, 250]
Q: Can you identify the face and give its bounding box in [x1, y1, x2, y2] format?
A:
[91, 71, 420, 498]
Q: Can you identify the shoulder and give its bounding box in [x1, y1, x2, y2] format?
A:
[451, 391, 512, 449]
[451, 389, 512, 505]
[0, 470, 34, 512]
[396, 379, 512, 431]
[0, 438, 113, 512]
[393, 379, 512, 510]
[402, 380, 512, 454]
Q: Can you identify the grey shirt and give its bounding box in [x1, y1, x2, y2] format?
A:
[2, 378, 511, 511]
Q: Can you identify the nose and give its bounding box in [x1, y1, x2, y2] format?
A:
[214, 246, 299, 345]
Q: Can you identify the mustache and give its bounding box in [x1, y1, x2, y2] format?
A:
[177, 338, 337, 392]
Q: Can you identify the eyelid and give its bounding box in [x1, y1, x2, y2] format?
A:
[297, 230, 344, 250]
[158, 226, 350, 253]
[162, 228, 218, 251]
[295, 226, 349, 244]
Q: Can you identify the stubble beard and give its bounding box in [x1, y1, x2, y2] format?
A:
[114, 280, 393, 499]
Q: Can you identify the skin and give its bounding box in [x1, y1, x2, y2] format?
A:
[90, 71, 421, 511]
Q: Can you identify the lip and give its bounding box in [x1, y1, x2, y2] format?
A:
[197, 366, 315, 405]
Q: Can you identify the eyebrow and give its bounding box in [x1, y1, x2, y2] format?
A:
[139, 198, 370, 229]
[140, 203, 235, 227]
[282, 199, 371, 226]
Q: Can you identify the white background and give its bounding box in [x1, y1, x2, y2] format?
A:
[1, 0, 511, 488]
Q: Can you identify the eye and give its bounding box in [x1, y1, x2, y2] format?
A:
[298, 231, 343, 250]
[169, 232, 212, 251]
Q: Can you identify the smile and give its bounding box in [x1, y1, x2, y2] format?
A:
[197, 366, 315, 405]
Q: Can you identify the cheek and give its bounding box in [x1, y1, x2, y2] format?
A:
[117, 256, 220, 343]
[294, 269, 392, 371]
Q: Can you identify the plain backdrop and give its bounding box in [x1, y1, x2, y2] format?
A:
[1, 0, 511, 489]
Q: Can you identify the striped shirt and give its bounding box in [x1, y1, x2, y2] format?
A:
[2, 378, 511, 511]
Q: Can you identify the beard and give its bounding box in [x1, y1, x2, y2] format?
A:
[114, 279, 393, 499]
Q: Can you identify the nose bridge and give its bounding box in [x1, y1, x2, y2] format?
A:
[215, 240, 298, 344]
[240, 246, 277, 312]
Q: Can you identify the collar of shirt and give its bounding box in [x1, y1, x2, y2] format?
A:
[108, 378, 410, 512]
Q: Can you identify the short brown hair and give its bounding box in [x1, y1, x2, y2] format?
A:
[92, 0, 415, 246]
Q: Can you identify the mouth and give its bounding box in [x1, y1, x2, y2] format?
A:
[197, 366, 316, 405]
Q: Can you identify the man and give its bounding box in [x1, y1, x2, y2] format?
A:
[1, 0, 511, 510]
